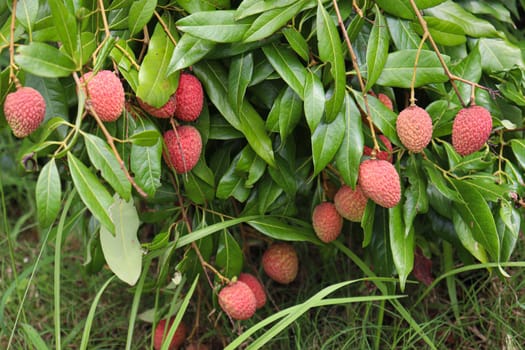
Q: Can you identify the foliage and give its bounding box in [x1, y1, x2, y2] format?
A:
[2, 0, 525, 348]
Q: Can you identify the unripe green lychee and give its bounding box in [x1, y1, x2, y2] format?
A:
[153, 319, 187, 350]
[80, 70, 125, 122]
[3, 87, 46, 137]
[238, 273, 267, 309]
[262, 243, 298, 284]
[396, 105, 433, 153]
[334, 184, 368, 222]
[358, 159, 401, 208]
[174, 73, 203, 122]
[452, 105, 492, 156]
[312, 202, 343, 243]
[163, 125, 202, 174]
[138, 94, 177, 118]
[218, 281, 257, 320]
[363, 134, 393, 162]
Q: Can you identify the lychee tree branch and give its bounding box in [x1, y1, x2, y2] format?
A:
[409, 32, 429, 106]
[96, 0, 111, 39]
[8, 0, 21, 89]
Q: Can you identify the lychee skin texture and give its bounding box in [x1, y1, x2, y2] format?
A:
[334, 185, 368, 222]
[358, 159, 401, 208]
[153, 319, 186, 350]
[396, 105, 433, 153]
[238, 273, 267, 309]
[363, 135, 393, 162]
[262, 243, 299, 284]
[312, 202, 343, 243]
[138, 94, 177, 118]
[163, 126, 202, 174]
[81, 70, 124, 122]
[3, 87, 46, 138]
[218, 281, 257, 320]
[378, 93, 394, 111]
[452, 105, 492, 156]
[174, 73, 204, 122]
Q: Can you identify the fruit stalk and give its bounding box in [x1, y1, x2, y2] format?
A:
[9, 0, 21, 89]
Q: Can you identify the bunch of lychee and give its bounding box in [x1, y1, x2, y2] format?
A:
[3, 86, 46, 138]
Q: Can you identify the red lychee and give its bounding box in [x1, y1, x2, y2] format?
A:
[358, 159, 401, 208]
[218, 281, 257, 320]
[153, 318, 187, 350]
[3, 87, 46, 137]
[174, 73, 203, 122]
[80, 70, 125, 122]
[238, 273, 267, 309]
[378, 93, 394, 111]
[163, 125, 202, 174]
[452, 105, 492, 156]
[138, 94, 177, 118]
[396, 105, 433, 153]
[262, 243, 298, 284]
[334, 184, 368, 222]
[312, 202, 343, 243]
[363, 134, 393, 162]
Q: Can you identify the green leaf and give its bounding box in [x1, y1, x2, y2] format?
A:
[15, 42, 76, 77]
[375, 49, 450, 88]
[217, 152, 251, 202]
[450, 44, 482, 105]
[498, 203, 520, 262]
[235, 0, 298, 19]
[510, 139, 525, 169]
[67, 152, 115, 233]
[462, 0, 514, 25]
[375, 0, 415, 19]
[267, 86, 302, 141]
[389, 204, 414, 291]
[36, 159, 61, 228]
[48, 0, 78, 61]
[176, 10, 251, 43]
[137, 15, 179, 107]
[100, 196, 142, 286]
[311, 109, 345, 177]
[128, 0, 157, 35]
[129, 129, 161, 146]
[84, 134, 132, 201]
[236, 145, 266, 187]
[316, 2, 345, 122]
[282, 27, 309, 61]
[130, 121, 162, 197]
[246, 216, 322, 244]
[243, 1, 304, 42]
[386, 17, 428, 50]
[413, 17, 466, 46]
[175, 0, 217, 13]
[228, 53, 253, 113]
[111, 39, 139, 92]
[335, 93, 363, 188]
[167, 33, 216, 74]
[404, 156, 428, 236]
[215, 230, 243, 278]
[478, 38, 524, 74]
[20, 323, 50, 350]
[304, 69, 325, 133]
[365, 7, 390, 91]
[353, 91, 400, 145]
[451, 211, 488, 263]
[262, 43, 307, 98]
[268, 155, 297, 197]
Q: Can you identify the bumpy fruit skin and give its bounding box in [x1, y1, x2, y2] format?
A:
[378, 93, 394, 111]
[358, 159, 401, 208]
[138, 94, 177, 118]
[396, 105, 433, 153]
[363, 134, 393, 162]
[334, 185, 368, 222]
[238, 273, 267, 309]
[262, 243, 298, 284]
[218, 281, 257, 320]
[174, 73, 204, 122]
[163, 126, 202, 173]
[153, 319, 187, 350]
[452, 105, 492, 156]
[3, 87, 46, 137]
[312, 202, 343, 243]
[81, 70, 124, 122]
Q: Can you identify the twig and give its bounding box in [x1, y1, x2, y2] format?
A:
[154, 11, 178, 46]
[97, 0, 111, 39]
[409, 32, 429, 106]
[9, 0, 21, 88]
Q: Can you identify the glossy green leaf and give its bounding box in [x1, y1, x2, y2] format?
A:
[111, 39, 139, 92]
[389, 204, 414, 291]
[84, 134, 131, 201]
[176, 10, 251, 43]
[267, 86, 302, 141]
[243, 1, 304, 42]
[510, 139, 525, 169]
[128, 0, 157, 35]
[36, 159, 61, 228]
[375, 0, 415, 19]
[100, 196, 142, 286]
[353, 91, 400, 145]
[335, 93, 363, 188]
[268, 155, 297, 196]
[246, 216, 322, 244]
[16, 0, 38, 31]
[175, 0, 217, 13]
[451, 211, 488, 263]
[167, 33, 216, 74]
[215, 230, 243, 278]
[462, 0, 513, 25]
[365, 7, 390, 90]
[311, 109, 345, 177]
[404, 155, 428, 236]
[130, 121, 162, 197]
[67, 152, 114, 233]
[137, 16, 179, 107]
[304, 70, 325, 133]
[235, 0, 298, 19]
[228, 53, 253, 113]
[15, 42, 76, 77]
[413, 17, 466, 46]
[450, 44, 481, 105]
[498, 203, 520, 262]
[262, 43, 307, 98]
[478, 38, 524, 74]
[48, 0, 78, 61]
[316, 2, 345, 122]
[375, 49, 450, 88]
[129, 129, 161, 146]
[283, 27, 309, 61]
[217, 152, 251, 202]
[20, 323, 49, 350]
[236, 145, 266, 187]
[242, 175, 283, 215]
[386, 17, 428, 50]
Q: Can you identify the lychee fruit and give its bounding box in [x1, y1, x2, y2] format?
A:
[138, 94, 177, 118]
[334, 184, 368, 222]
[174, 73, 204, 122]
[163, 125, 202, 174]
[3, 87, 46, 138]
[363, 134, 393, 162]
[358, 159, 401, 208]
[396, 105, 433, 153]
[218, 281, 257, 320]
[378, 93, 394, 111]
[452, 105, 492, 156]
[153, 318, 187, 350]
[238, 273, 267, 309]
[262, 243, 298, 284]
[80, 70, 125, 122]
[312, 202, 343, 243]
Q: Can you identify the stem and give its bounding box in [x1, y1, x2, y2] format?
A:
[409, 32, 429, 106]
[9, 0, 21, 88]
[154, 11, 178, 46]
[97, 0, 111, 39]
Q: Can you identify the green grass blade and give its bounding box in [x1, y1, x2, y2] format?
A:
[125, 258, 152, 350]
[20, 323, 50, 350]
